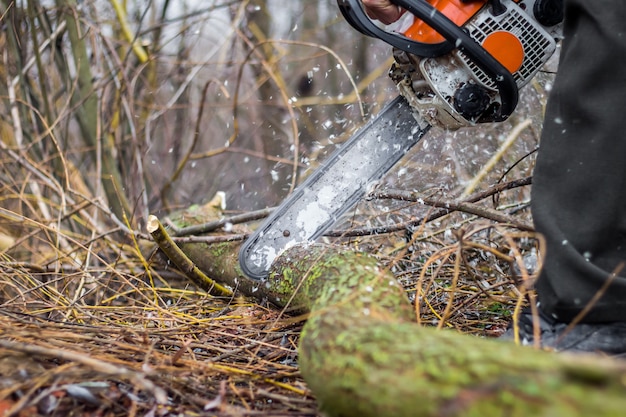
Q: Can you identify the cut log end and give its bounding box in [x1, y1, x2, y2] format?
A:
[146, 214, 159, 234]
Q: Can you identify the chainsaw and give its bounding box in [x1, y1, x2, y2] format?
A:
[239, 0, 563, 280]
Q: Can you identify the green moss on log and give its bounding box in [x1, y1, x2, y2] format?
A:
[301, 311, 626, 417]
[268, 244, 414, 321]
[267, 244, 626, 417]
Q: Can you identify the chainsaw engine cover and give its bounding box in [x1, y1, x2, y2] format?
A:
[392, 0, 562, 129]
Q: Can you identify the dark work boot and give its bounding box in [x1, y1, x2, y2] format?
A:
[503, 307, 626, 356]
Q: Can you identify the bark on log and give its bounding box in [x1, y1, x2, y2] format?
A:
[162, 218, 626, 417]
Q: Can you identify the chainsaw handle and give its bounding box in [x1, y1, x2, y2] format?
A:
[337, 0, 454, 57]
[338, 0, 519, 120]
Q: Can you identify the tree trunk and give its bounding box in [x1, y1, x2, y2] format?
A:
[164, 218, 626, 417]
[56, 0, 132, 222]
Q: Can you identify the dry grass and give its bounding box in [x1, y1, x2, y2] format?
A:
[0, 263, 314, 416]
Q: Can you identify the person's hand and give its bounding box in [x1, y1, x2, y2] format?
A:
[362, 0, 404, 25]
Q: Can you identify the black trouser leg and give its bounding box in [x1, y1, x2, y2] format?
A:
[532, 0, 626, 322]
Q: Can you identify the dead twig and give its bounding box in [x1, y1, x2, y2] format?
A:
[173, 207, 274, 237]
[373, 188, 533, 231]
[327, 176, 533, 237]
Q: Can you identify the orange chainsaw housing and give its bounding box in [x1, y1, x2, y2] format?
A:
[403, 0, 525, 73]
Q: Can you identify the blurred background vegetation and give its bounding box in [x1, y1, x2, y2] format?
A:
[0, 0, 415, 266]
[0, 0, 551, 264]
[1, 0, 393, 222]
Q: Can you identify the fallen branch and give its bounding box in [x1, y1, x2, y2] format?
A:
[146, 215, 233, 297]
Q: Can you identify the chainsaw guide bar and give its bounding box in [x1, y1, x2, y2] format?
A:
[239, 96, 430, 280]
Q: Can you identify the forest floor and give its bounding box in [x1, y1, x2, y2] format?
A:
[0, 182, 537, 416]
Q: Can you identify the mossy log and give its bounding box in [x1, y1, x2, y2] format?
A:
[166, 223, 626, 416]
